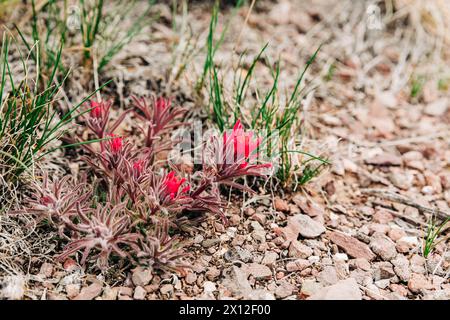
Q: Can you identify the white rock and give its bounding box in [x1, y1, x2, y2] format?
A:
[333, 253, 349, 262]
[226, 227, 237, 238]
[301, 280, 323, 297]
[133, 286, 146, 300]
[308, 256, 320, 264]
[247, 289, 276, 300]
[0, 275, 25, 300]
[203, 281, 217, 294]
[421, 186, 434, 195]
[398, 236, 418, 247]
[424, 98, 448, 116]
[308, 278, 362, 300]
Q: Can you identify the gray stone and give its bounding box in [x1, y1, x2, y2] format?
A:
[373, 262, 395, 280]
[285, 214, 326, 239]
[392, 255, 410, 282]
[222, 266, 252, 298]
[202, 238, 221, 248]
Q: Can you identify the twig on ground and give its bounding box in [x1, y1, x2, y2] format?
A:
[362, 188, 450, 220]
[371, 201, 427, 227]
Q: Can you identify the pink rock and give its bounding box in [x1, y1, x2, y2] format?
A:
[408, 274, 433, 293]
[288, 241, 313, 259]
[365, 153, 402, 166]
[388, 228, 406, 242]
[274, 197, 290, 212]
[73, 282, 103, 300]
[369, 233, 397, 261]
[286, 259, 311, 272]
[131, 267, 153, 287]
[282, 214, 325, 241]
[373, 209, 394, 224]
[247, 263, 272, 280]
[328, 231, 376, 261]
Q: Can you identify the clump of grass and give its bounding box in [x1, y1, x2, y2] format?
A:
[196, 0, 244, 96]
[423, 215, 449, 258]
[14, 0, 68, 89]
[79, 0, 104, 61]
[15, 0, 153, 76]
[87, 0, 155, 71]
[0, 34, 102, 185]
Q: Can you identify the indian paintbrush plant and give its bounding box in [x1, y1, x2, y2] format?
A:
[13, 96, 272, 273]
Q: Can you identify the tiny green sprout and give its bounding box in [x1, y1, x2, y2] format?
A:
[324, 63, 336, 82]
[410, 76, 425, 98]
[423, 216, 449, 258]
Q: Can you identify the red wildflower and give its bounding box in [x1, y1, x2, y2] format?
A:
[162, 171, 190, 199]
[132, 159, 145, 177]
[155, 97, 171, 114]
[223, 120, 262, 167]
[107, 134, 123, 154]
[83, 99, 115, 140]
[89, 101, 104, 118]
[40, 195, 54, 206]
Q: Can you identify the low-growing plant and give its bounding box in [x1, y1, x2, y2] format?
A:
[423, 215, 449, 258]
[14, 95, 272, 272]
